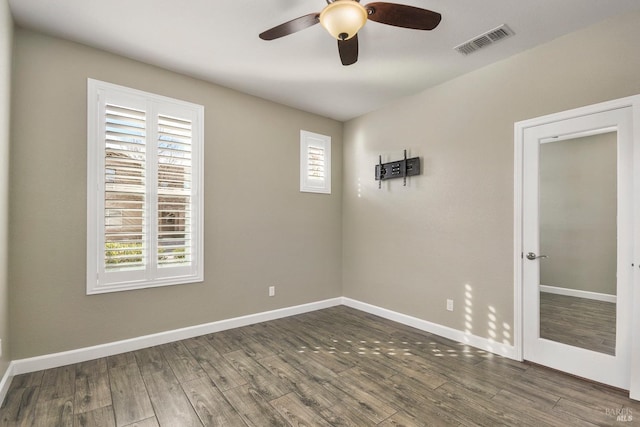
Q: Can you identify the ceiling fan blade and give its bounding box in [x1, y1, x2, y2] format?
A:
[365, 2, 441, 30]
[338, 34, 359, 66]
[259, 13, 320, 40]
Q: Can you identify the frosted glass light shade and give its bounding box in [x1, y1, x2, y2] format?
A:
[319, 0, 368, 40]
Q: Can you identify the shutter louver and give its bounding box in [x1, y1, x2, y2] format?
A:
[307, 145, 325, 180]
[157, 114, 193, 268]
[300, 130, 331, 194]
[104, 104, 146, 271]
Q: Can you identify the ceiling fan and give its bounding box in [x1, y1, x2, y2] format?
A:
[259, 0, 442, 66]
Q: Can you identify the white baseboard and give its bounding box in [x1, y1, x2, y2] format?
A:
[9, 295, 518, 379]
[540, 284, 616, 303]
[0, 362, 15, 406]
[341, 297, 518, 360]
[11, 297, 342, 375]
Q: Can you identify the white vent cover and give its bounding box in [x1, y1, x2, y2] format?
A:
[454, 24, 514, 55]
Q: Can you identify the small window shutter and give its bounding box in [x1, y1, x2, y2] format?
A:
[300, 130, 331, 194]
[307, 145, 326, 180]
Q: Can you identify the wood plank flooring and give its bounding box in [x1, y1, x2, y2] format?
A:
[540, 292, 616, 355]
[1, 306, 638, 426]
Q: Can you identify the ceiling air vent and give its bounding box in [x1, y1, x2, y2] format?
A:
[454, 24, 514, 56]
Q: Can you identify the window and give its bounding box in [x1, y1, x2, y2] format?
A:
[87, 79, 204, 294]
[300, 130, 331, 194]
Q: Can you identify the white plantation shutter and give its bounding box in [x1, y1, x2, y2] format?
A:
[104, 104, 147, 271]
[87, 79, 204, 294]
[307, 145, 326, 179]
[300, 130, 331, 194]
[157, 114, 193, 268]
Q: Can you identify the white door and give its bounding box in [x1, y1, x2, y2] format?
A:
[521, 107, 633, 389]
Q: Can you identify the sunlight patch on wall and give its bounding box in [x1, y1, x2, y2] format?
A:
[486, 304, 513, 354]
[464, 283, 473, 343]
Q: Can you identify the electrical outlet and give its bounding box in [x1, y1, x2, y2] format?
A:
[269, 286, 275, 297]
[446, 299, 454, 312]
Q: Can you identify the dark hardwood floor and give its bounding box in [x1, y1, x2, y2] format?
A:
[1, 306, 638, 426]
[540, 292, 616, 355]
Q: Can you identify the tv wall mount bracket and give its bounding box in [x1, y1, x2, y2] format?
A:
[375, 150, 421, 188]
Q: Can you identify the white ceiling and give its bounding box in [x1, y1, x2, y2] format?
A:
[8, 0, 640, 121]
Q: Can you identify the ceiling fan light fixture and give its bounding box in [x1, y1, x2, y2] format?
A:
[319, 0, 368, 40]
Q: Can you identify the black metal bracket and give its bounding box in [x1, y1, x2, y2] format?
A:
[375, 150, 421, 188]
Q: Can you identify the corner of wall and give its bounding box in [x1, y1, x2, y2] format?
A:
[0, 0, 14, 382]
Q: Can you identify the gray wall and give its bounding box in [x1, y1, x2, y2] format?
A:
[342, 11, 640, 344]
[540, 133, 617, 295]
[0, 0, 12, 374]
[9, 29, 343, 359]
[6, 9, 640, 361]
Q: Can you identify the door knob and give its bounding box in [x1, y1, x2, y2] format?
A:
[526, 252, 548, 260]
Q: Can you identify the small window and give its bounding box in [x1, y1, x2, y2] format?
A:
[300, 130, 331, 194]
[87, 79, 204, 294]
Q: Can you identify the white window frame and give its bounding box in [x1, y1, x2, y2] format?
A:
[87, 79, 204, 294]
[300, 130, 331, 194]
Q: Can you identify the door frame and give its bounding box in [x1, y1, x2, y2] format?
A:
[513, 94, 640, 400]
